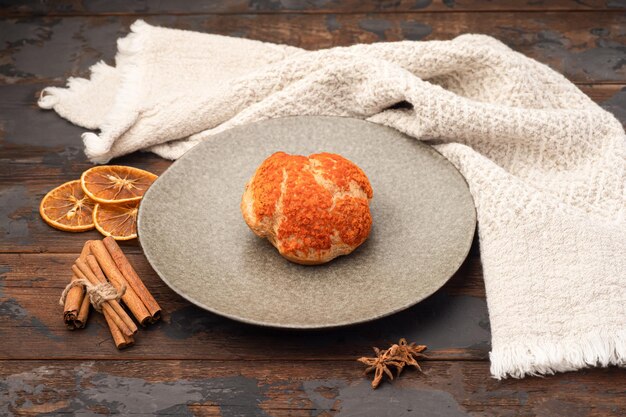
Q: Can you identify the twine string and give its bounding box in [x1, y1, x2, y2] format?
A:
[59, 279, 126, 312]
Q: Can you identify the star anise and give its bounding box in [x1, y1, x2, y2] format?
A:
[357, 338, 427, 389]
[394, 338, 427, 373]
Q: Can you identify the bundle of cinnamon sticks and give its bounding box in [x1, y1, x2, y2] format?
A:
[62, 236, 161, 349]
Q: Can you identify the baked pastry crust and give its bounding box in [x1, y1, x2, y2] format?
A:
[241, 152, 373, 265]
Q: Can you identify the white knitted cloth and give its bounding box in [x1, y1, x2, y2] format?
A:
[39, 20, 625, 379]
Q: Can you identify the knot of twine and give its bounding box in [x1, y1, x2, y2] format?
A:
[59, 279, 126, 312]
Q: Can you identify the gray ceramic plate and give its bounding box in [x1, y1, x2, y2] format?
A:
[138, 116, 476, 328]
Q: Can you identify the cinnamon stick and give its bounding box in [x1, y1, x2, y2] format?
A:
[63, 272, 82, 329]
[85, 255, 138, 334]
[90, 240, 151, 325]
[104, 310, 134, 349]
[103, 237, 161, 322]
[72, 261, 134, 338]
[73, 293, 90, 329]
[63, 241, 92, 328]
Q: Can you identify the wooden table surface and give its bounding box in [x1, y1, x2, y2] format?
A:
[1, 1, 625, 416]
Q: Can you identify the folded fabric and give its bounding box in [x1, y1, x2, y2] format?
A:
[39, 20, 625, 379]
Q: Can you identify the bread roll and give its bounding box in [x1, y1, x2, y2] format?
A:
[241, 152, 373, 265]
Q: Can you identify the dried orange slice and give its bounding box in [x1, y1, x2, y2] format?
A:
[81, 165, 157, 204]
[93, 202, 139, 240]
[39, 180, 95, 232]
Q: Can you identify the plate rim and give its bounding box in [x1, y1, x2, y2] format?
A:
[138, 115, 477, 329]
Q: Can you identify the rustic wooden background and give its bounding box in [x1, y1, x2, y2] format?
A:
[1, 1, 625, 416]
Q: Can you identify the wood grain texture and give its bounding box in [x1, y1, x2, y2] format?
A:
[1, 83, 624, 254]
[1, 3, 626, 414]
[1, 360, 624, 416]
[1, 0, 625, 16]
[1, 12, 625, 84]
[0, 252, 488, 360]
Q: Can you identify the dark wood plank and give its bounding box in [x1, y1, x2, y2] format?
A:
[1, 12, 625, 84]
[1, 6, 624, 414]
[1, 83, 624, 254]
[1, 359, 624, 416]
[593, 84, 626, 123]
[0, 252, 488, 360]
[1, 0, 625, 16]
[581, 83, 626, 103]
